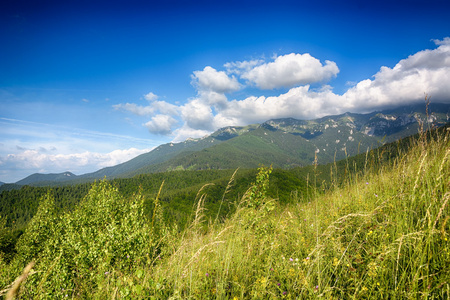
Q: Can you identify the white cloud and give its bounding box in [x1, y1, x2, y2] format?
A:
[432, 37, 450, 46]
[197, 90, 229, 109]
[342, 38, 450, 111]
[172, 125, 211, 143]
[113, 103, 155, 116]
[115, 40, 450, 142]
[191, 66, 241, 93]
[224, 59, 264, 75]
[180, 99, 214, 131]
[0, 147, 153, 182]
[0, 117, 160, 182]
[113, 100, 179, 117]
[211, 85, 342, 127]
[144, 92, 159, 101]
[144, 114, 178, 135]
[151, 100, 179, 115]
[240, 53, 339, 89]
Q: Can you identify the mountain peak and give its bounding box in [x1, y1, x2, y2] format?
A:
[15, 172, 78, 186]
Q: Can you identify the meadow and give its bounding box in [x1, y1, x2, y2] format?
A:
[1, 125, 449, 299]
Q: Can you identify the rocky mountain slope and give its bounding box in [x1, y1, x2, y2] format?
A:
[6, 103, 449, 187]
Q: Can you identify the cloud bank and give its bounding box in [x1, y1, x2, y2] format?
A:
[0, 147, 153, 183]
[0, 118, 156, 182]
[115, 38, 450, 142]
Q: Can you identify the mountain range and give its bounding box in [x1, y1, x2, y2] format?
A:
[5, 103, 450, 188]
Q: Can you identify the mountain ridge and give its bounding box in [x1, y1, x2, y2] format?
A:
[6, 103, 450, 188]
[15, 172, 78, 186]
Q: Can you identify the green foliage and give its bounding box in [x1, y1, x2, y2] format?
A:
[15, 191, 58, 264]
[248, 165, 273, 209]
[4, 180, 162, 298]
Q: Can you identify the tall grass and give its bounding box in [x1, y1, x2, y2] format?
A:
[1, 126, 449, 299]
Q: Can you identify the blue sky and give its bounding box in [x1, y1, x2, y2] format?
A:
[1, 0, 450, 183]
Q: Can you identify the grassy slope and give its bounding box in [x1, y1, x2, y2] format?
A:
[1, 127, 449, 299]
[141, 128, 449, 299]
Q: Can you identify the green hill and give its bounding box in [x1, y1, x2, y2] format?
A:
[15, 172, 78, 186]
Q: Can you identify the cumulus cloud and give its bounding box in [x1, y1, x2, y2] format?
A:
[144, 114, 178, 135]
[172, 125, 211, 143]
[240, 53, 339, 89]
[144, 92, 159, 101]
[224, 59, 264, 75]
[209, 85, 342, 128]
[432, 37, 450, 46]
[181, 99, 214, 131]
[342, 37, 450, 111]
[116, 39, 450, 142]
[191, 66, 241, 93]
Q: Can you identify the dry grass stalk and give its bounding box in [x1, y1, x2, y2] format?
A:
[433, 192, 450, 229]
[5, 261, 35, 300]
[183, 241, 225, 272]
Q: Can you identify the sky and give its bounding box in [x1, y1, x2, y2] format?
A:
[1, 0, 450, 183]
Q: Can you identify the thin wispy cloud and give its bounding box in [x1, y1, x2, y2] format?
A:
[0, 117, 158, 145]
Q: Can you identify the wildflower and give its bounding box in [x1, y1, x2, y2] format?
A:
[333, 257, 339, 266]
[289, 258, 294, 262]
[206, 273, 209, 277]
[288, 268, 295, 277]
[366, 182, 369, 185]
[270, 268, 274, 271]
[105, 271, 109, 275]
[277, 283, 281, 286]
[283, 291, 287, 295]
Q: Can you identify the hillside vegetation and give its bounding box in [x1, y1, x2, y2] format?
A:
[1, 126, 449, 299]
[4, 103, 448, 189]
